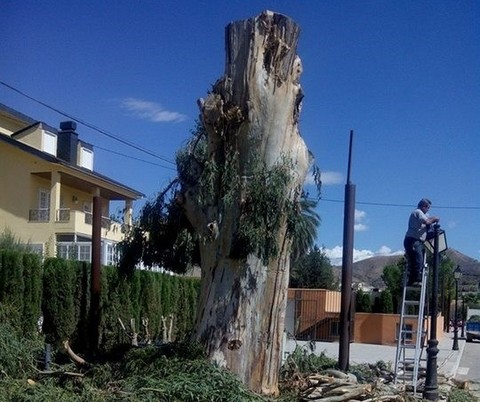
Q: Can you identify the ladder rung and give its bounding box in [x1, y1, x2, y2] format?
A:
[399, 344, 416, 349]
[404, 300, 420, 305]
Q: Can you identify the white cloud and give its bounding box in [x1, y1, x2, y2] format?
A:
[322, 245, 403, 266]
[320, 171, 344, 185]
[354, 209, 368, 232]
[354, 223, 368, 232]
[120, 97, 187, 123]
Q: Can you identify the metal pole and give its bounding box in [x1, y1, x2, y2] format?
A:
[339, 130, 355, 371]
[90, 191, 102, 354]
[44, 343, 51, 371]
[423, 224, 440, 401]
[452, 277, 459, 350]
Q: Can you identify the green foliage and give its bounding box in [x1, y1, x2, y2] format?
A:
[290, 247, 337, 290]
[0, 249, 25, 307]
[381, 259, 404, 313]
[0, 341, 267, 402]
[448, 387, 478, 402]
[232, 158, 294, 263]
[42, 258, 77, 345]
[355, 289, 372, 313]
[0, 305, 44, 379]
[463, 293, 480, 305]
[379, 289, 394, 313]
[280, 346, 337, 380]
[348, 360, 391, 383]
[21, 253, 43, 335]
[0, 228, 31, 252]
[120, 120, 322, 272]
[0, 249, 43, 336]
[288, 197, 321, 262]
[117, 183, 200, 275]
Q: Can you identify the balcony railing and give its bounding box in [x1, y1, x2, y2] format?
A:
[30, 208, 117, 232]
[29, 208, 50, 222]
[56, 208, 70, 222]
[84, 212, 112, 229]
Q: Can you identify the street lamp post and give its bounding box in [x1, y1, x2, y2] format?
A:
[452, 265, 462, 351]
[423, 223, 448, 401]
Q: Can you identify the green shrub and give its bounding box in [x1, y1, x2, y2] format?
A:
[0, 305, 44, 379]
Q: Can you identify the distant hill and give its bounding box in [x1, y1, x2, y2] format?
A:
[333, 249, 480, 289]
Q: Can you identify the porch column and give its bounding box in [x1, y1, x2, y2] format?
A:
[124, 199, 133, 227]
[50, 170, 61, 223]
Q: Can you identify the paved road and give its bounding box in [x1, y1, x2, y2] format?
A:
[455, 339, 480, 398]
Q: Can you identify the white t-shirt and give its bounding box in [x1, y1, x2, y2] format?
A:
[405, 208, 429, 241]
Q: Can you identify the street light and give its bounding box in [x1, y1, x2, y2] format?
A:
[424, 226, 447, 254]
[452, 265, 462, 351]
[423, 223, 447, 401]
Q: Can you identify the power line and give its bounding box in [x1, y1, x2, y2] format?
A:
[320, 198, 480, 210]
[3, 81, 479, 212]
[0, 80, 176, 165]
[94, 145, 177, 171]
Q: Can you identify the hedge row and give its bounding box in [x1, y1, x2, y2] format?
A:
[0, 250, 200, 354]
[0, 250, 43, 335]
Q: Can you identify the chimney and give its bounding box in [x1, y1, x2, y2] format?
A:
[57, 121, 79, 164]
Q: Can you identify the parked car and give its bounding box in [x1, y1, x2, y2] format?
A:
[466, 315, 480, 342]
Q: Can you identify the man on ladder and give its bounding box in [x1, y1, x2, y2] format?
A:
[394, 198, 441, 394]
[404, 198, 440, 286]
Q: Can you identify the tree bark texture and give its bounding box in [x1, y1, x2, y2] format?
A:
[182, 11, 309, 395]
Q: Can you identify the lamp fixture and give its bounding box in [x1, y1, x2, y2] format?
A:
[424, 225, 447, 254]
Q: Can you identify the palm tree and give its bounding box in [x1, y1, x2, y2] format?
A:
[289, 196, 321, 262]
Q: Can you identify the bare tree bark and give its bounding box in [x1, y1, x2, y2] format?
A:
[181, 11, 310, 395]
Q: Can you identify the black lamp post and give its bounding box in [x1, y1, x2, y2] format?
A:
[423, 223, 448, 401]
[452, 265, 462, 351]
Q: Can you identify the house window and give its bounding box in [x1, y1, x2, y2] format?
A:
[79, 147, 93, 170]
[20, 243, 44, 256]
[32, 189, 50, 221]
[78, 244, 91, 261]
[57, 243, 79, 260]
[57, 242, 91, 261]
[105, 243, 117, 266]
[42, 130, 57, 156]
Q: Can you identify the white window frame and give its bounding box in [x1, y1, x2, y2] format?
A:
[42, 130, 57, 156]
[37, 188, 50, 221]
[79, 147, 93, 170]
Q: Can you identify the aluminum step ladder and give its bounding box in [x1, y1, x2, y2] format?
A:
[394, 259, 429, 395]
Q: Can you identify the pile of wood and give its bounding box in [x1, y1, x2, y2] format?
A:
[287, 368, 424, 401]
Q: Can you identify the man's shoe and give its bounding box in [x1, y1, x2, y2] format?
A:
[407, 279, 422, 287]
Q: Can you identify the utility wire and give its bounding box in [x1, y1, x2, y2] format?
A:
[319, 198, 480, 210]
[0, 80, 175, 165]
[3, 81, 478, 211]
[94, 145, 177, 171]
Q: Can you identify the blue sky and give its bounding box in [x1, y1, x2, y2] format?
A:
[1, 1, 479, 262]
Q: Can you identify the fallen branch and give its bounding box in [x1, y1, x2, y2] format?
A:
[37, 370, 85, 378]
[32, 364, 85, 378]
[63, 340, 87, 366]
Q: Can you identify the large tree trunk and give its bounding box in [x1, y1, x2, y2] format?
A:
[182, 11, 309, 395]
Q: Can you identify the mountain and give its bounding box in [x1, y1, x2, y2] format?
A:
[333, 249, 480, 289]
